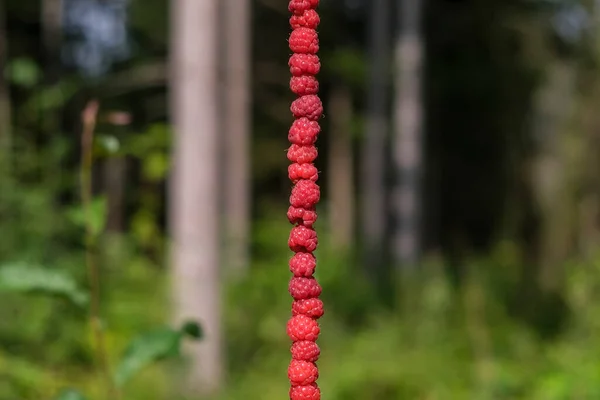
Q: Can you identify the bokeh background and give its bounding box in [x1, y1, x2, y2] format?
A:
[2, 0, 600, 399]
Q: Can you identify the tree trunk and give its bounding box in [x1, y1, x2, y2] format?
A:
[41, 0, 63, 81]
[530, 61, 578, 291]
[222, 0, 251, 278]
[169, 0, 223, 395]
[391, 0, 425, 268]
[0, 0, 11, 162]
[362, 0, 390, 271]
[328, 84, 354, 250]
[103, 156, 127, 233]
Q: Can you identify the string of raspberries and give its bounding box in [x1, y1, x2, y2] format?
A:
[286, 1, 323, 400]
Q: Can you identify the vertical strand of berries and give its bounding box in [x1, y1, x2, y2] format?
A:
[286, 1, 323, 400]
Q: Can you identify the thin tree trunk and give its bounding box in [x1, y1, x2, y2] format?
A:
[362, 0, 390, 271]
[169, 0, 223, 395]
[41, 0, 63, 81]
[530, 61, 578, 291]
[391, 0, 425, 268]
[0, 0, 11, 162]
[103, 156, 127, 232]
[328, 84, 354, 250]
[222, 0, 251, 278]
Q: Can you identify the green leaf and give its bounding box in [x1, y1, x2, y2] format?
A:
[0, 264, 89, 307]
[67, 196, 108, 237]
[181, 320, 203, 340]
[6, 58, 41, 87]
[113, 327, 183, 387]
[55, 389, 88, 400]
[95, 135, 121, 156]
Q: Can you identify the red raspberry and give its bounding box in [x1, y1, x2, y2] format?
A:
[291, 95, 323, 120]
[293, 298, 324, 318]
[290, 180, 320, 209]
[288, 360, 319, 386]
[289, 54, 321, 76]
[290, 384, 321, 400]
[289, 28, 319, 54]
[288, 225, 318, 252]
[289, 252, 317, 277]
[289, 277, 322, 300]
[290, 76, 320, 96]
[291, 340, 320, 362]
[287, 206, 318, 227]
[288, 0, 320, 15]
[289, 163, 319, 183]
[288, 145, 318, 164]
[290, 9, 320, 29]
[287, 315, 320, 341]
[288, 118, 320, 145]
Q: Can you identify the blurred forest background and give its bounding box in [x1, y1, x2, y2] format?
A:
[2, 0, 600, 399]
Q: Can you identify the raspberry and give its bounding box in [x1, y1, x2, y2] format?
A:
[290, 384, 321, 400]
[290, 76, 320, 96]
[289, 28, 319, 54]
[291, 95, 323, 120]
[289, 277, 322, 300]
[288, 163, 319, 183]
[288, 0, 320, 15]
[289, 54, 321, 76]
[291, 340, 320, 362]
[288, 117, 320, 145]
[288, 145, 318, 164]
[290, 179, 320, 209]
[289, 252, 317, 276]
[290, 9, 320, 29]
[287, 206, 318, 227]
[287, 315, 320, 341]
[289, 225, 318, 252]
[288, 360, 319, 386]
[293, 298, 324, 318]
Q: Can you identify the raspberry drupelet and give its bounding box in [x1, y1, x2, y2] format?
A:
[286, 1, 323, 399]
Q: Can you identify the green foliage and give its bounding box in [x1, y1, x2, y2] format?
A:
[0, 263, 88, 307]
[66, 196, 108, 238]
[114, 321, 203, 387]
[55, 389, 88, 400]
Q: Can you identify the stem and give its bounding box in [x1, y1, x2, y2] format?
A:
[80, 100, 120, 399]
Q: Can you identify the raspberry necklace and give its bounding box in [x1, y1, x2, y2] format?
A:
[286, 1, 324, 399]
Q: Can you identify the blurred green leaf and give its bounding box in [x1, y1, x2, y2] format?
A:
[6, 58, 41, 88]
[143, 152, 169, 181]
[114, 327, 183, 387]
[0, 264, 88, 307]
[55, 389, 88, 400]
[67, 196, 108, 237]
[95, 135, 121, 157]
[181, 320, 204, 340]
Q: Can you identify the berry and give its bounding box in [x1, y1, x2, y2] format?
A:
[288, 360, 319, 386]
[291, 95, 323, 120]
[289, 163, 319, 183]
[293, 298, 324, 318]
[290, 76, 320, 95]
[289, 277, 322, 300]
[289, 252, 317, 277]
[289, 28, 319, 54]
[288, 0, 320, 15]
[287, 206, 318, 227]
[290, 384, 321, 400]
[290, 180, 320, 209]
[290, 9, 320, 29]
[288, 144, 318, 164]
[287, 315, 320, 342]
[291, 340, 320, 362]
[289, 54, 321, 76]
[289, 225, 318, 252]
[288, 117, 320, 145]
